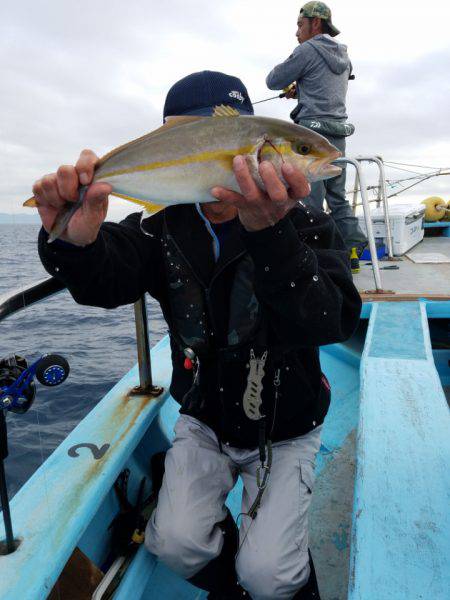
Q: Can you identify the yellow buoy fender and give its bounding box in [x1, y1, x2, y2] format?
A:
[421, 196, 446, 221]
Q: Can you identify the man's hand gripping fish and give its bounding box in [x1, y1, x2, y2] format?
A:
[24, 105, 341, 242]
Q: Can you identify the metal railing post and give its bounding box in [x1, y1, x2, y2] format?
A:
[356, 156, 394, 259]
[334, 157, 383, 291]
[375, 156, 394, 259]
[352, 170, 359, 216]
[133, 296, 153, 393]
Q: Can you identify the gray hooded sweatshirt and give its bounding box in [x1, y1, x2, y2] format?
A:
[266, 34, 352, 122]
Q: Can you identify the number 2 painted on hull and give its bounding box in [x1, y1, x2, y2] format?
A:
[67, 443, 110, 460]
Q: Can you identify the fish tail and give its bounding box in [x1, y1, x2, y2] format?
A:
[23, 196, 37, 207]
[47, 185, 88, 243]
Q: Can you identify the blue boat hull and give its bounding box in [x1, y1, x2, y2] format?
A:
[1, 301, 449, 599]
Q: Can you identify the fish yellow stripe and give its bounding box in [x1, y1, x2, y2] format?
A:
[97, 144, 294, 180]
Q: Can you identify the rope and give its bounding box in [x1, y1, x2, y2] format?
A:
[384, 160, 449, 170]
[345, 169, 450, 198]
[387, 171, 450, 198]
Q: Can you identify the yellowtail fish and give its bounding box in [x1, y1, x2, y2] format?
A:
[24, 105, 341, 242]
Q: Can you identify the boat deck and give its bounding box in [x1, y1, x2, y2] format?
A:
[1, 232, 449, 600]
[353, 237, 450, 301]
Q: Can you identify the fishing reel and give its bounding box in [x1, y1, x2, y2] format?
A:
[0, 354, 70, 414]
[0, 353, 70, 555]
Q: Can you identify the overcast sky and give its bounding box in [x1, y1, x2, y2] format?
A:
[2, 0, 450, 219]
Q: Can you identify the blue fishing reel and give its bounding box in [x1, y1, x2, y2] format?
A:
[0, 354, 70, 413]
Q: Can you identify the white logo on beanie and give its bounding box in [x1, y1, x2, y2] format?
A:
[229, 90, 245, 103]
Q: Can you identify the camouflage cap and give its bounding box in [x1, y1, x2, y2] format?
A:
[299, 2, 340, 37]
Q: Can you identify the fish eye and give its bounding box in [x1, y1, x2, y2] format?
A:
[297, 144, 311, 155]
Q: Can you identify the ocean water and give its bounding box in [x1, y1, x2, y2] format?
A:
[0, 223, 166, 497]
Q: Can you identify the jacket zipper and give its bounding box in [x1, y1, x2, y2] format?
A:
[205, 251, 246, 336]
[167, 228, 246, 340]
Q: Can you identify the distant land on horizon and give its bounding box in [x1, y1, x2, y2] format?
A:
[0, 213, 41, 224]
[0, 212, 124, 224]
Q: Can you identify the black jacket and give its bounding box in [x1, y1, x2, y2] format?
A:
[38, 203, 361, 449]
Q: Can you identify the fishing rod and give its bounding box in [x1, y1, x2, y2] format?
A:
[253, 92, 289, 105]
[252, 84, 296, 105]
[253, 71, 355, 106]
[0, 353, 70, 554]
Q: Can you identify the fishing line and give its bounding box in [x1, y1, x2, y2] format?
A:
[388, 171, 441, 183]
[383, 164, 427, 176]
[5, 198, 61, 596]
[384, 160, 447, 170]
[234, 511, 255, 561]
[387, 171, 450, 198]
[345, 167, 450, 198]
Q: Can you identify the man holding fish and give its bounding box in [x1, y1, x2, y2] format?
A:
[33, 71, 361, 599]
[266, 2, 368, 267]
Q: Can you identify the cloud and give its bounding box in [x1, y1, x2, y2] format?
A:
[347, 48, 450, 154]
[1, 0, 450, 219]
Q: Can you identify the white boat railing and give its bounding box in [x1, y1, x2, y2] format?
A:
[335, 157, 384, 291]
[334, 154, 400, 293]
[355, 156, 394, 259]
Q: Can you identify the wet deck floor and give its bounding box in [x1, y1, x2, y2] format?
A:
[310, 431, 356, 600]
[353, 237, 450, 299]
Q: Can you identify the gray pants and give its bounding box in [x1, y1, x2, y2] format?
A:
[146, 414, 322, 599]
[305, 135, 367, 250]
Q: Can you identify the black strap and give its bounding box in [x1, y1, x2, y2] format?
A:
[258, 418, 266, 464]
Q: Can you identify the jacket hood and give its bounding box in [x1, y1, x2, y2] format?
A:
[306, 34, 350, 74]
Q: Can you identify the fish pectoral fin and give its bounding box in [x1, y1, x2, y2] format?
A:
[110, 192, 164, 215]
[213, 105, 241, 117]
[23, 196, 37, 208]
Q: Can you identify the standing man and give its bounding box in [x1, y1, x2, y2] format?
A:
[266, 2, 367, 269]
[34, 71, 361, 599]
